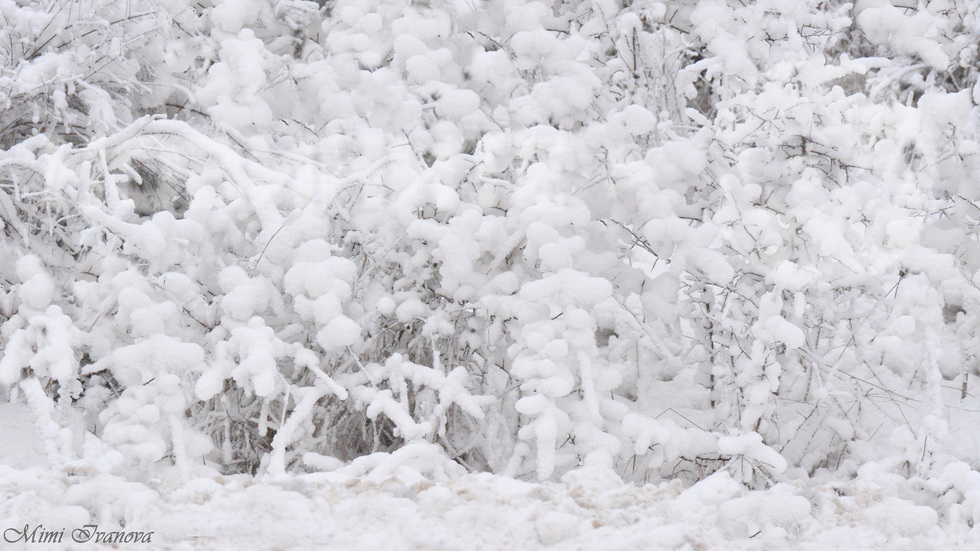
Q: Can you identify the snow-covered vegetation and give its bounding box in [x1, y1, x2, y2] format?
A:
[2, 0, 980, 547]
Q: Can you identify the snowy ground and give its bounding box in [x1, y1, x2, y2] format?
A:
[1, 403, 975, 550]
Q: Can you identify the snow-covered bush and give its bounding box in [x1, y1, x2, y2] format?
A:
[2, 0, 980, 498]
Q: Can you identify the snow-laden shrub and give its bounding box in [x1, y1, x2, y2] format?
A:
[2, 0, 980, 492]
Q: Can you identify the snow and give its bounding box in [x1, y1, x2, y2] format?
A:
[14, 255, 55, 310]
[0, 403, 47, 469]
[3, 0, 980, 547]
[315, 315, 361, 350]
[3, 442, 978, 550]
